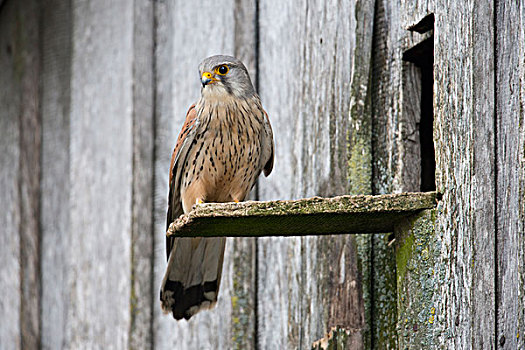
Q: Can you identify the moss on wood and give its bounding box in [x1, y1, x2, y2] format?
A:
[395, 209, 440, 348]
[167, 192, 438, 238]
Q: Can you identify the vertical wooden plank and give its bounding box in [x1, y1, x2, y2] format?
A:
[15, 0, 41, 348]
[402, 0, 431, 29]
[348, 0, 375, 193]
[130, 0, 155, 348]
[371, 0, 398, 196]
[434, 0, 495, 347]
[40, 0, 72, 348]
[0, 1, 41, 348]
[0, 2, 22, 347]
[257, 2, 303, 345]
[398, 63, 422, 192]
[372, 0, 433, 195]
[258, 0, 367, 348]
[371, 1, 440, 347]
[496, 1, 525, 348]
[470, 1, 496, 347]
[348, 1, 375, 348]
[369, 0, 401, 347]
[395, 209, 441, 348]
[232, 1, 258, 348]
[67, 0, 134, 347]
[153, 1, 258, 348]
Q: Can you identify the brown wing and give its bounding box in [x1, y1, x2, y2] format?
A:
[166, 104, 198, 259]
[262, 109, 274, 177]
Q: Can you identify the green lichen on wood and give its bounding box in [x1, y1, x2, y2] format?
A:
[230, 238, 255, 349]
[371, 233, 398, 349]
[346, 1, 374, 344]
[394, 209, 440, 348]
[355, 234, 372, 350]
[167, 192, 438, 238]
[395, 232, 415, 284]
[347, 137, 373, 195]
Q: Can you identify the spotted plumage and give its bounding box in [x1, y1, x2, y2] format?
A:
[160, 55, 274, 320]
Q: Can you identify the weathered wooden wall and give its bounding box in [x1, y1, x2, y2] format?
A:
[397, 0, 524, 349]
[495, 0, 525, 348]
[1, 0, 525, 349]
[434, 0, 496, 348]
[40, 0, 71, 348]
[256, 0, 374, 348]
[0, 1, 40, 348]
[42, 0, 138, 348]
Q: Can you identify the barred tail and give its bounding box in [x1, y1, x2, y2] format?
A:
[160, 237, 226, 320]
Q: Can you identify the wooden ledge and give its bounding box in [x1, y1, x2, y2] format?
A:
[166, 191, 439, 238]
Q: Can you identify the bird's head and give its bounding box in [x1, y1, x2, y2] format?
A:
[198, 55, 256, 100]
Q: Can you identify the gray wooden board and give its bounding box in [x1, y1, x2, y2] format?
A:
[402, 0, 432, 29]
[395, 209, 441, 348]
[0, 1, 22, 347]
[470, 2, 496, 347]
[14, 0, 41, 348]
[496, 1, 525, 348]
[232, 2, 258, 348]
[434, 0, 496, 347]
[257, 1, 303, 344]
[369, 0, 433, 346]
[257, 0, 369, 347]
[347, 0, 374, 197]
[346, 0, 376, 347]
[372, 0, 433, 195]
[67, 0, 134, 347]
[130, 0, 155, 348]
[0, 1, 41, 348]
[167, 192, 438, 237]
[369, 1, 398, 346]
[40, 0, 72, 348]
[398, 62, 422, 192]
[152, 1, 258, 348]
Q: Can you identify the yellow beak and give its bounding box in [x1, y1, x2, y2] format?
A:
[201, 71, 217, 86]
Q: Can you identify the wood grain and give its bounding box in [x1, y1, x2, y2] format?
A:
[0, 1, 41, 348]
[434, 1, 496, 347]
[347, 0, 376, 347]
[129, 0, 155, 348]
[496, 1, 525, 348]
[0, 1, 22, 346]
[369, 1, 397, 346]
[67, 0, 134, 347]
[15, 0, 41, 347]
[232, 2, 258, 348]
[40, 0, 72, 348]
[257, 0, 368, 348]
[369, 0, 407, 346]
[370, 1, 438, 346]
[395, 209, 441, 348]
[256, 2, 303, 344]
[471, 2, 496, 347]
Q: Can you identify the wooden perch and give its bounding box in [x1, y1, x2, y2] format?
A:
[166, 191, 439, 238]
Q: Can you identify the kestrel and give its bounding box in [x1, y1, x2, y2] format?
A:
[160, 55, 274, 320]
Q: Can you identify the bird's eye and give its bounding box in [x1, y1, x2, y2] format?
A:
[215, 65, 229, 75]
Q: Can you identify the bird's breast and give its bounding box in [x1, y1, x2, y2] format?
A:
[181, 98, 265, 205]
